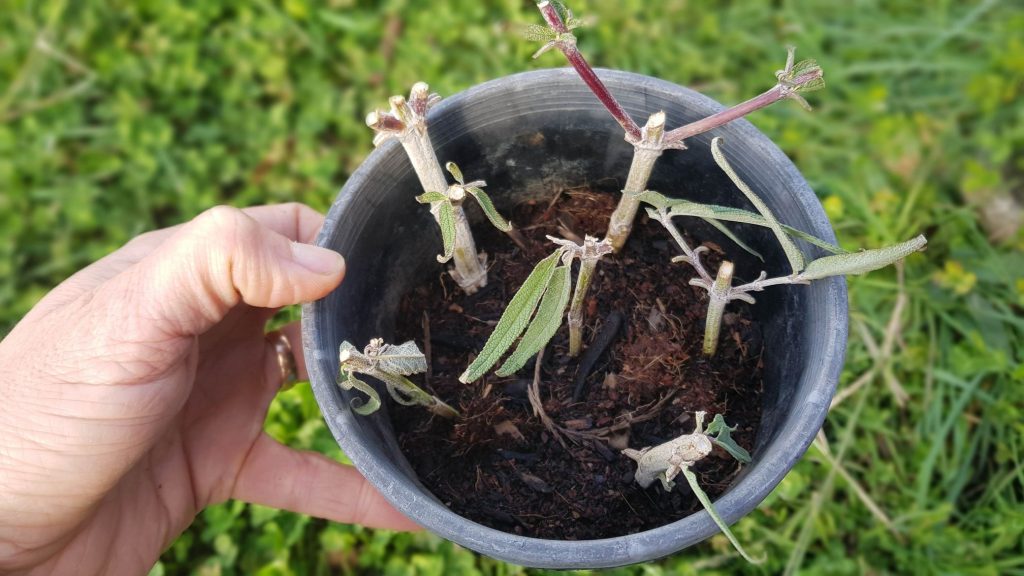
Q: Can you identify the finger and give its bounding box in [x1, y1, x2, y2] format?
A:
[232, 433, 420, 531]
[102, 205, 344, 337]
[271, 321, 307, 383]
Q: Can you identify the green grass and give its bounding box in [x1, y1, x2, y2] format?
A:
[3, 0, 1023, 574]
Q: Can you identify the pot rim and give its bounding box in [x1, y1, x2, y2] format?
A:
[303, 67, 848, 569]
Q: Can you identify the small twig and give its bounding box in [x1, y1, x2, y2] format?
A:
[529, 347, 568, 449]
[556, 218, 584, 244]
[506, 225, 530, 252]
[829, 367, 876, 411]
[655, 211, 713, 285]
[572, 310, 624, 401]
[593, 391, 676, 436]
[534, 1, 642, 141]
[664, 46, 824, 146]
[421, 311, 432, 383]
[813, 430, 904, 541]
[540, 186, 567, 222]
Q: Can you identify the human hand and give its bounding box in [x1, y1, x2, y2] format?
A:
[0, 203, 417, 575]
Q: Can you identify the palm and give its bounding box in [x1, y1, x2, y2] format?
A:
[29, 306, 293, 574]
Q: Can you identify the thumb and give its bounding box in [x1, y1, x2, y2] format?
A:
[122, 205, 343, 337]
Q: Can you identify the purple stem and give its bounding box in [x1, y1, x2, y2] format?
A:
[538, 1, 642, 141]
[664, 69, 822, 145]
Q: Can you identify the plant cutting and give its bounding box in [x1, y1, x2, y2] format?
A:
[337, 338, 458, 419]
[367, 83, 513, 294]
[304, 0, 927, 568]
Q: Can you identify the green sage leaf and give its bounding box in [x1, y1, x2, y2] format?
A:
[372, 370, 428, 406]
[712, 137, 806, 273]
[702, 218, 765, 262]
[642, 196, 845, 255]
[797, 235, 927, 281]
[705, 414, 752, 464]
[337, 371, 381, 416]
[634, 190, 672, 211]
[496, 264, 572, 376]
[522, 23, 557, 43]
[459, 250, 562, 383]
[445, 161, 464, 184]
[682, 468, 763, 564]
[416, 191, 448, 204]
[791, 59, 825, 93]
[467, 187, 512, 232]
[437, 200, 456, 263]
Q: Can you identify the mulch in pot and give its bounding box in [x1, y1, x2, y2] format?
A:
[391, 190, 764, 539]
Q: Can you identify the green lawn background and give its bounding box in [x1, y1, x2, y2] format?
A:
[2, 0, 1022, 574]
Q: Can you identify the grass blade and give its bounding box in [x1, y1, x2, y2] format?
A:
[496, 263, 572, 376]
[459, 250, 561, 383]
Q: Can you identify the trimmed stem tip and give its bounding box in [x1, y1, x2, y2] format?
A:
[702, 261, 734, 356]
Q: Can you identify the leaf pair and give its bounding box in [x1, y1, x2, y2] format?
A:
[526, 1, 583, 59]
[459, 250, 572, 383]
[416, 162, 511, 264]
[337, 339, 458, 418]
[774, 46, 825, 111]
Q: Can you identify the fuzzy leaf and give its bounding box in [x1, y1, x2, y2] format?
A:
[373, 370, 428, 406]
[416, 191, 448, 204]
[522, 23, 557, 42]
[702, 218, 764, 262]
[682, 468, 762, 564]
[445, 161, 464, 184]
[337, 371, 381, 416]
[712, 138, 806, 273]
[459, 250, 561, 383]
[791, 59, 825, 93]
[436, 200, 456, 263]
[634, 190, 672, 211]
[339, 340, 360, 359]
[467, 187, 512, 232]
[705, 414, 752, 464]
[797, 235, 927, 280]
[547, 0, 572, 23]
[369, 340, 427, 376]
[496, 264, 572, 376]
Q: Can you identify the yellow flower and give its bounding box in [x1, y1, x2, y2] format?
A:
[932, 261, 977, 295]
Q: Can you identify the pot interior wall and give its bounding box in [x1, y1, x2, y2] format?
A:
[305, 69, 844, 568]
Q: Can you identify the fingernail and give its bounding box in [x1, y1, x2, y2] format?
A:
[290, 242, 345, 276]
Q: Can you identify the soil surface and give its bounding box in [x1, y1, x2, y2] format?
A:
[391, 190, 764, 539]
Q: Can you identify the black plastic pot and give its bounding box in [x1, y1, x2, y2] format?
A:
[302, 69, 847, 569]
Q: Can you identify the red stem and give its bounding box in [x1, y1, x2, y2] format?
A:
[664, 69, 822, 145]
[538, 2, 642, 141]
